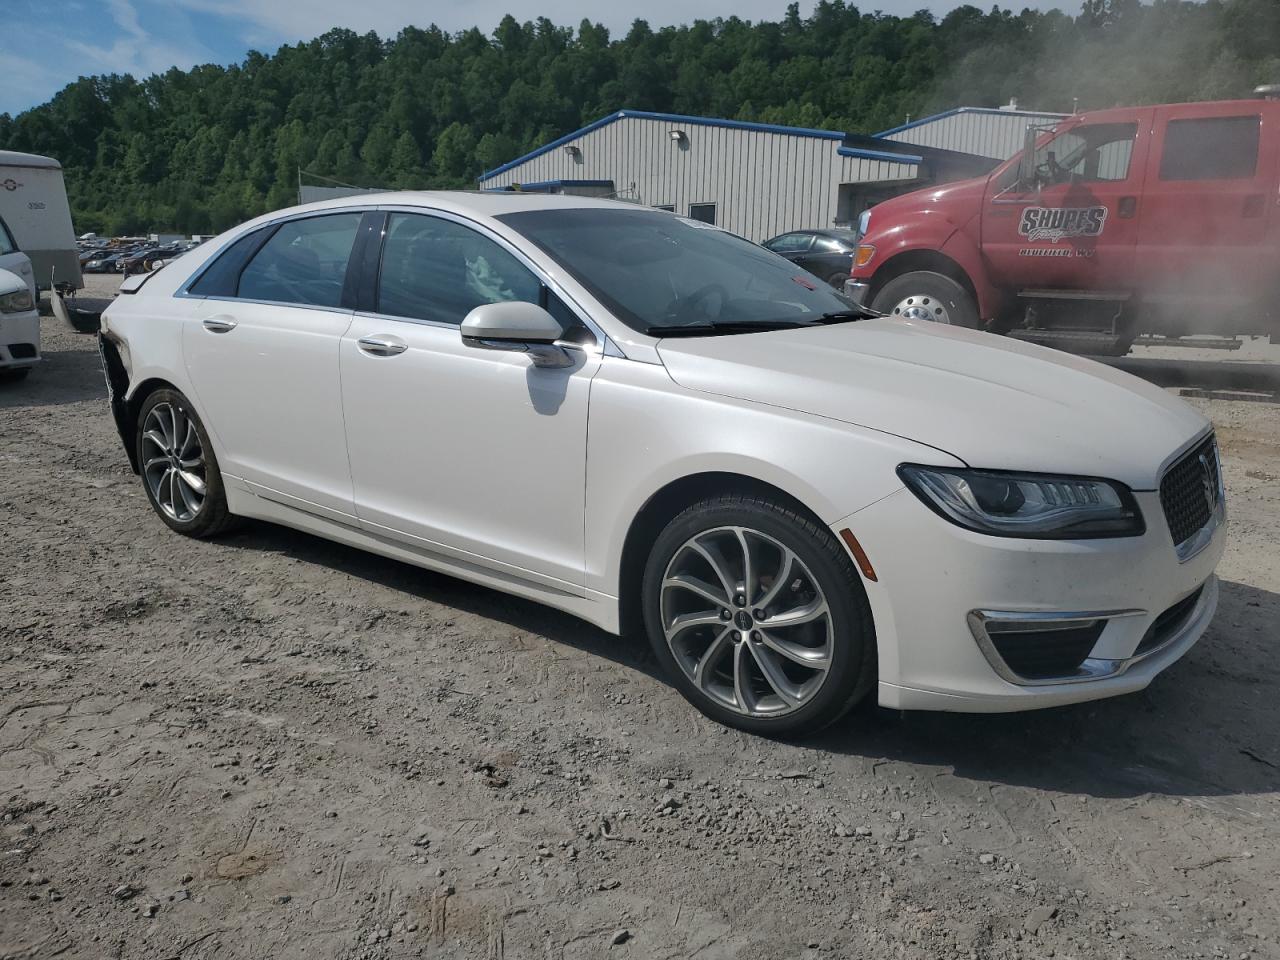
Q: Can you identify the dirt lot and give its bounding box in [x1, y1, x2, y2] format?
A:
[2, 284, 1279, 960]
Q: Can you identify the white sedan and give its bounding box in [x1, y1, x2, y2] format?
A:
[98, 193, 1225, 735]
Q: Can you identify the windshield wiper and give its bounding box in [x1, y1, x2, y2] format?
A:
[813, 308, 880, 323]
[645, 319, 819, 337]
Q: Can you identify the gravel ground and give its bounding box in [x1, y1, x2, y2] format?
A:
[2, 282, 1279, 960]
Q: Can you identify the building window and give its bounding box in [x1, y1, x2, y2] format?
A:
[1159, 115, 1260, 181]
[687, 203, 716, 225]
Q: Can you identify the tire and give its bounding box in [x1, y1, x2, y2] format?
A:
[641, 493, 876, 737]
[0, 367, 31, 383]
[825, 271, 850, 290]
[135, 388, 238, 538]
[871, 270, 979, 328]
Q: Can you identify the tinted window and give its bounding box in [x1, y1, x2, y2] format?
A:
[238, 213, 361, 307]
[187, 227, 271, 297]
[500, 208, 857, 335]
[766, 233, 813, 253]
[376, 213, 541, 325]
[1160, 115, 1260, 181]
[0, 217, 16, 255]
[688, 203, 716, 225]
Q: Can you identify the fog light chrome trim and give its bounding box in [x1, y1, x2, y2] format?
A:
[967, 607, 1144, 686]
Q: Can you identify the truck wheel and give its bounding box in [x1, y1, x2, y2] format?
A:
[871, 271, 979, 329]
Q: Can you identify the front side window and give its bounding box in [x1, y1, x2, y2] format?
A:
[238, 213, 362, 308]
[1031, 122, 1138, 185]
[1160, 115, 1260, 181]
[0, 216, 17, 256]
[766, 233, 813, 254]
[499, 208, 858, 335]
[376, 213, 541, 325]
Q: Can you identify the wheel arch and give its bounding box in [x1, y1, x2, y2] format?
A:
[867, 249, 979, 312]
[616, 471, 835, 639]
[118, 375, 184, 473]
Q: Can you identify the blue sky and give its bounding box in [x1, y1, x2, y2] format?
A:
[3, 0, 1071, 118]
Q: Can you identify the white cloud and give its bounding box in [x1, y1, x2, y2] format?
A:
[64, 0, 216, 78]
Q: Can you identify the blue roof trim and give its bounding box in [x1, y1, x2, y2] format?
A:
[836, 145, 922, 165]
[478, 109, 849, 182]
[876, 106, 1067, 139]
[506, 178, 615, 192]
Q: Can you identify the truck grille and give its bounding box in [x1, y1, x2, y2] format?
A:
[1159, 436, 1221, 551]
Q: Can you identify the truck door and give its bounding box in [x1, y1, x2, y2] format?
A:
[982, 112, 1153, 292]
[1135, 104, 1278, 312]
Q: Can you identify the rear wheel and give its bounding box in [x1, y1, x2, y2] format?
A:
[871, 270, 979, 328]
[642, 494, 875, 737]
[825, 271, 850, 289]
[136, 389, 237, 538]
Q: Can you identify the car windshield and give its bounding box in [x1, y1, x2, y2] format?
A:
[497, 208, 860, 335]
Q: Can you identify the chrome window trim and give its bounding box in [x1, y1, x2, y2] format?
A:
[968, 577, 1213, 687]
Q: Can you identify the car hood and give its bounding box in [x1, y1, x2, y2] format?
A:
[656, 318, 1209, 490]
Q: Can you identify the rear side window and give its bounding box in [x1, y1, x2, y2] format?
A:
[238, 213, 362, 307]
[376, 213, 541, 325]
[1160, 116, 1260, 181]
[813, 236, 851, 253]
[187, 227, 271, 297]
[767, 233, 813, 253]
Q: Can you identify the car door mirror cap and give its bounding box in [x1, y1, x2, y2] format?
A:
[460, 301, 574, 368]
[0, 268, 26, 298]
[460, 300, 564, 344]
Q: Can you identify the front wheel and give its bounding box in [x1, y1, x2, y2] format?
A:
[136, 389, 237, 538]
[642, 494, 876, 737]
[870, 270, 979, 328]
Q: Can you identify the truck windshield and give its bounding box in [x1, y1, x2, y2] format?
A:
[498, 208, 861, 336]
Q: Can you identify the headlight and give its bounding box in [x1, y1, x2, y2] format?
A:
[898, 464, 1145, 539]
[857, 209, 872, 236]
[0, 289, 34, 313]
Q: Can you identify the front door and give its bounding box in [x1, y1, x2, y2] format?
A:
[982, 113, 1153, 292]
[182, 211, 363, 521]
[339, 211, 601, 591]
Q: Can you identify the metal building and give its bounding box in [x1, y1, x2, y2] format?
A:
[879, 104, 1066, 161]
[477, 110, 994, 242]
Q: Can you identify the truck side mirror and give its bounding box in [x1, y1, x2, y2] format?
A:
[1017, 124, 1038, 190]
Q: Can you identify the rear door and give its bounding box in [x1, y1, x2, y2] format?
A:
[181, 211, 365, 522]
[1136, 103, 1278, 306]
[982, 113, 1153, 291]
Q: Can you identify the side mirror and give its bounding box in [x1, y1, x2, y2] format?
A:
[1017, 124, 1038, 190]
[460, 300, 573, 368]
[0, 268, 27, 299]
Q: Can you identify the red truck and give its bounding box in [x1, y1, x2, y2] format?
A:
[846, 92, 1280, 354]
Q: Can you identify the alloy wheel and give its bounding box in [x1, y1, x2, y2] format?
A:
[141, 402, 207, 522]
[660, 525, 834, 718]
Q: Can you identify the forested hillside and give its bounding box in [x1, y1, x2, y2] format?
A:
[2, 0, 1278, 235]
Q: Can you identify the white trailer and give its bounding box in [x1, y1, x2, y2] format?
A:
[0, 151, 81, 290]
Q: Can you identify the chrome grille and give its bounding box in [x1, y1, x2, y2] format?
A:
[1159, 436, 1221, 552]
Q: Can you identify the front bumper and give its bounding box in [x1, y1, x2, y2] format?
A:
[0, 310, 41, 368]
[836, 486, 1226, 713]
[843, 279, 871, 306]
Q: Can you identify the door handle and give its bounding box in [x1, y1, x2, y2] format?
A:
[357, 334, 408, 357]
[202, 315, 237, 333]
[1117, 196, 1137, 219]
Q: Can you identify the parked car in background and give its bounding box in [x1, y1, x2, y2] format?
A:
[0, 265, 39, 381]
[761, 228, 862, 288]
[83, 253, 123, 273]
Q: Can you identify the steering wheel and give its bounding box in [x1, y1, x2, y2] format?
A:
[669, 282, 728, 325]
